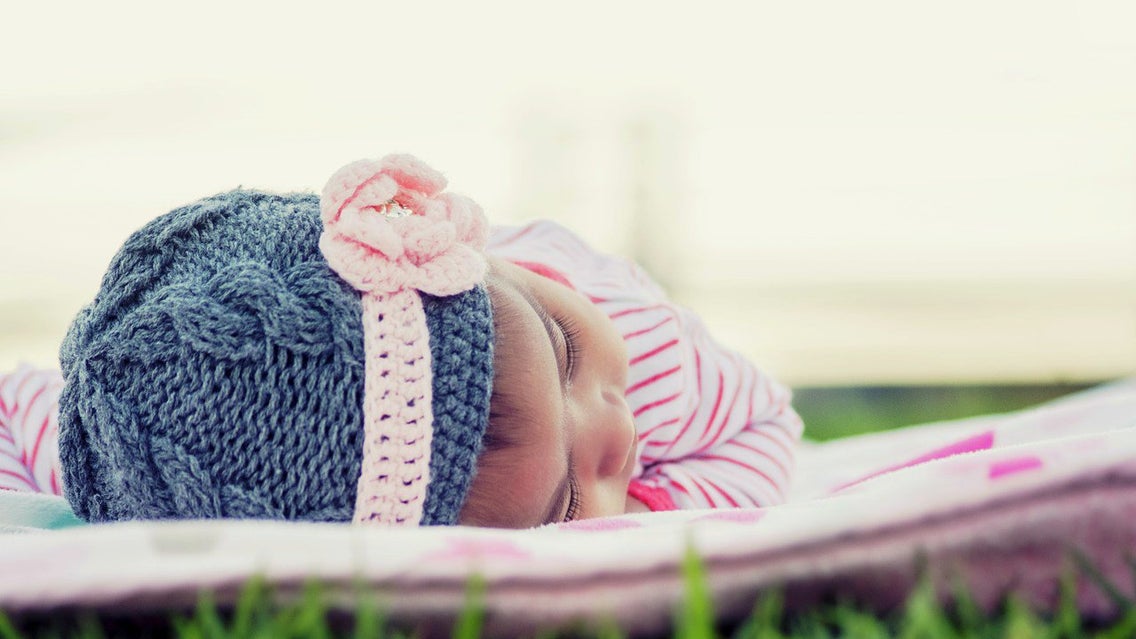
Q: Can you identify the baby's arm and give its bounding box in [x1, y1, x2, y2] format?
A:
[626, 303, 802, 511]
[0, 365, 64, 495]
[489, 221, 804, 513]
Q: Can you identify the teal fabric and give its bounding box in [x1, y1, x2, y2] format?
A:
[0, 491, 85, 533]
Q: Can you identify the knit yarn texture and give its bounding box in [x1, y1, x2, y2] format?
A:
[57, 190, 493, 525]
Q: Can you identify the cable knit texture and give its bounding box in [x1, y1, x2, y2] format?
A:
[58, 186, 493, 526]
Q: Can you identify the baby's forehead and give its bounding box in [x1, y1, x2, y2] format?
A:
[484, 270, 536, 368]
[483, 259, 541, 343]
[481, 262, 558, 442]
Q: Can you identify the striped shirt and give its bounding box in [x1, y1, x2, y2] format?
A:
[0, 365, 63, 496]
[489, 221, 802, 511]
[1, 221, 803, 513]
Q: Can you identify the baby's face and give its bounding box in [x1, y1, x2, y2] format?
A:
[458, 257, 637, 528]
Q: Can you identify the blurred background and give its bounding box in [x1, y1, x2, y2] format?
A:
[2, 1, 1133, 438]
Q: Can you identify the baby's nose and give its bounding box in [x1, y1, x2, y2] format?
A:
[596, 389, 636, 478]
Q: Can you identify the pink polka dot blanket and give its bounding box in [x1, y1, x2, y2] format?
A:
[1, 371, 1134, 636]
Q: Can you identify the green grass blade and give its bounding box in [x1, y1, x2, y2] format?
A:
[229, 576, 269, 639]
[1126, 553, 1136, 604]
[1096, 607, 1136, 639]
[352, 586, 384, 639]
[172, 613, 201, 639]
[948, 570, 983, 638]
[827, 601, 890, 639]
[291, 581, 332, 639]
[0, 612, 22, 639]
[453, 574, 485, 639]
[786, 612, 828, 639]
[731, 590, 784, 639]
[1003, 595, 1049, 639]
[1055, 563, 1084, 639]
[192, 589, 228, 639]
[266, 596, 299, 639]
[1071, 549, 1133, 610]
[76, 613, 107, 639]
[592, 619, 626, 639]
[677, 542, 716, 639]
[898, 570, 956, 639]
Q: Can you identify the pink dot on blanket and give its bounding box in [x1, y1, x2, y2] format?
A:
[988, 456, 1043, 479]
[693, 509, 767, 524]
[558, 517, 643, 532]
[430, 537, 530, 561]
[832, 430, 995, 493]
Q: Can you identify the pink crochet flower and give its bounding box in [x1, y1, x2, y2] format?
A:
[320, 154, 489, 296]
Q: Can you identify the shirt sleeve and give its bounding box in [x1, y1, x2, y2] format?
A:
[0, 364, 64, 495]
[489, 221, 803, 511]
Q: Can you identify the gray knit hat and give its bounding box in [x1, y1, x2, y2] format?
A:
[58, 155, 494, 526]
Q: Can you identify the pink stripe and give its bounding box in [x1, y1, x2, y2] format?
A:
[0, 429, 14, 445]
[638, 417, 680, 441]
[702, 371, 726, 441]
[743, 373, 758, 425]
[50, 468, 60, 495]
[702, 370, 742, 449]
[686, 476, 717, 507]
[17, 385, 47, 425]
[512, 261, 576, 291]
[626, 365, 681, 395]
[495, 223, 539, 248]
[661, 350, 703, 456]
[747, 427, 793, 460]
[610, 304, 664, 320]
[694, 349, 702, 395]
[622, 317, 674, 341]
[989, 456, 1043, 479]
[0, 468, 35, 490]
[633, 393, 681, 418]
[697, 455, 778, 498]
[726, 440, 790, 479]
[700, 477, 739, 508]
[833, 430, 996, 493]
[28, 416, 49, 475]
[8, 374, 35, 415]
[629, 339, 679, 366]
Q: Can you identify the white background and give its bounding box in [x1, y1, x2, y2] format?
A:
[2, 1, 1133, 385]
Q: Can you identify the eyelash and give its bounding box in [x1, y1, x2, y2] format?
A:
[556, 314, 583, 381]
[563, 465, 581, 522]
[553, 312, 582, 522]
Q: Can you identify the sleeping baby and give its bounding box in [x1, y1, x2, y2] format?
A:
[1, 154, 802, 528]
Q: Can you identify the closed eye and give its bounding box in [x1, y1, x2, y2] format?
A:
[554, 313, 583, 384]
[562, 464, 581, 522]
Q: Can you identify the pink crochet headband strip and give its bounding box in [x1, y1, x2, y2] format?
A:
[319, 154, 489, 526]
